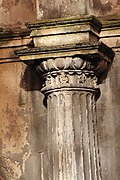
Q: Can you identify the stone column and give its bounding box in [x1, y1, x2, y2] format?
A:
[15, 16, 114, 180]
[37, 57, 101, 180]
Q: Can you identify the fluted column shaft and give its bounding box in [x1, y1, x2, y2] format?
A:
[47, 90, 101, 180]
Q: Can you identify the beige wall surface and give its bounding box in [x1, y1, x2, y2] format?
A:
[0, 0, 36, 28]
[0, 61, 47, 179]
[97, 53, 120, 180]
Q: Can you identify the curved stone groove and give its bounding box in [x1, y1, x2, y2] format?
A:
[92, 95, 102, 180]
[72, 93, 84, 179]
[86, 93, 98, 180]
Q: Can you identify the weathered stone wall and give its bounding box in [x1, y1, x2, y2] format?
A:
[38, 0, 120, 18]
[0, 62, 47, 180]
[97, 53, 120, 180]
[0, 0, 36, 28]
[96, 21, 120, 180]
[0, 0, 120, 27]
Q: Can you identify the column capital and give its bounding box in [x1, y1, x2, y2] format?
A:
[15, 16, 114, 94]
[15, 42, 114, 93]
[35, 56, 98, 93]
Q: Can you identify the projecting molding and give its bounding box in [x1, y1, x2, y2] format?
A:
[100, 18, 120, 49]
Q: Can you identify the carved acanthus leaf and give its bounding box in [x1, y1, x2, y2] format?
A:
[41, 70, 98, 93]
[37, 57, 88, 72]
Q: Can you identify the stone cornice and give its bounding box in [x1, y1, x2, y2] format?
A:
[102, 20, 120, 30]
[28, 16, 101, 50]
[15, 42, 114, 62]
[100, 18, 120, 49]
[0, 28, 31, 40]
[26, 15, 102, 33]
[101, 19, 120, 36]
[0, 28, 31, 64]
